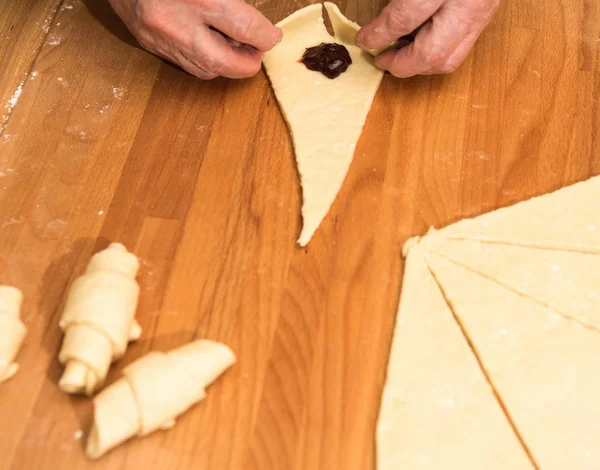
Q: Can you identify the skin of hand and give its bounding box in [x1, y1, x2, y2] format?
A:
[108, 0, 283, 79]
[355, 0, 499, 78]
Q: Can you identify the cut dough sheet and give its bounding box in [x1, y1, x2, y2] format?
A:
[429, 175, 600, 253]
[0, 286, 26, 384]
[263, 2, 384, 246]
[58, 243, 142, 396]
[86, 339, 236, 459]
[376, 247, 533, 470]
[420, 237, 600, 332]
[426, 252, 600, 470]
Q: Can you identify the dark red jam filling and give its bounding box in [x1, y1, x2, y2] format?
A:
[300, 43, 352, 79]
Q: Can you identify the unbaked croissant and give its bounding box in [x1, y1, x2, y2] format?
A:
[58, 242, 142, 395]
[0, 286, 26, 384]
[86, 339, 236, 459]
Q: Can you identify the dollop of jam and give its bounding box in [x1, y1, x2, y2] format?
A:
[300, 43, 352, 79]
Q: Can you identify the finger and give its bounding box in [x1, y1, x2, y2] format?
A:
[204, 0, 283, 52]
[185, 26, 264, 79]
[175, 54, 220, 80]
[167, 51, 218, 80]
[356, 0, 443, 50]
[375, 7, 470, 78]
[132, 36, 218, 80]
[433, 27, 485, 74]
[151, 43, 218, 79]
[136, 31, 219, 80]
[208, 25, 243, 47]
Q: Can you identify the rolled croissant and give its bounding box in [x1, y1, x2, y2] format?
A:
[86, 339, 236, 459]
[58, 242, 142, 396]
[0, 286, 26, 384]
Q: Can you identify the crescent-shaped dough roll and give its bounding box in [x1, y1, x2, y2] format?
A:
[58, 242, 142, 396]
[86, 339, 236, 459]
[0, 286, 26, 384]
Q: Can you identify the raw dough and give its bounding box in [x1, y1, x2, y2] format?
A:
[426, 252, 600, 470]
[263, 2, 384, 246]
[0, 286, 26, 384]
[429, 176, 600, 253]
[421, 237, 600, 331]
[58, 242, 142, 396]
[377, 247, 533, 469]
[86, 339, 236, 459]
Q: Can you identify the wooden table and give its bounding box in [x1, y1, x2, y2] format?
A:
[0, 0, 598, 469]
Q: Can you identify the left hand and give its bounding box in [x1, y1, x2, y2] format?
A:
[108, 0, 282, 80]
[355, 0, 499, 78]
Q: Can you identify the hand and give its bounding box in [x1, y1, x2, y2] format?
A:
[355, 0, 499, 78]
[108, 0, 282, 79]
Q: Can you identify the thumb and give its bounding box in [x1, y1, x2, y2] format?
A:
[356, 0, 442, 50]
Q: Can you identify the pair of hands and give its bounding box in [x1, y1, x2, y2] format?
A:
[109, 0, 499, 80]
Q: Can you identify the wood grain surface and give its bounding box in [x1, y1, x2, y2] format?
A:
[0, 0, 598, 469]
[0, 0, 62, 131]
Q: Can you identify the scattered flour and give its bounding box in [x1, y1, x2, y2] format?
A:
[64, 124, 96, 142]
[1, 217, 24, 228]
[7, 83, 23, 108]
[41, 16, 52, 33]
[48, 35, 62, 46]
[112, 87, 125, 99]
[1, 80, 25, 132]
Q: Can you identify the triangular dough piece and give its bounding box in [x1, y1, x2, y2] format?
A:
[421, 237, 600, 331]
[426, 252, 600, 470]
[430, 176, 600, 253]
[263, 3, 384, 246]
[377, 247, 533, 469]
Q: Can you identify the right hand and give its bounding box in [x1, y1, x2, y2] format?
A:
[108, 0, 283, 79]
[355, 0, 499, 78]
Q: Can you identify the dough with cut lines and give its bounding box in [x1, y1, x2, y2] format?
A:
[426, 251, 600, 469]
[421, 237, 600, 331]
[429, 176, 600, 253]
[384, 174, 600, 468]
[376, 247, 533, 469]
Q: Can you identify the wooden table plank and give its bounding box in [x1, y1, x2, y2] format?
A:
[0, 0, 64, 132]
[0, 0, 599, 469]
[0, 1, 160, 466]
